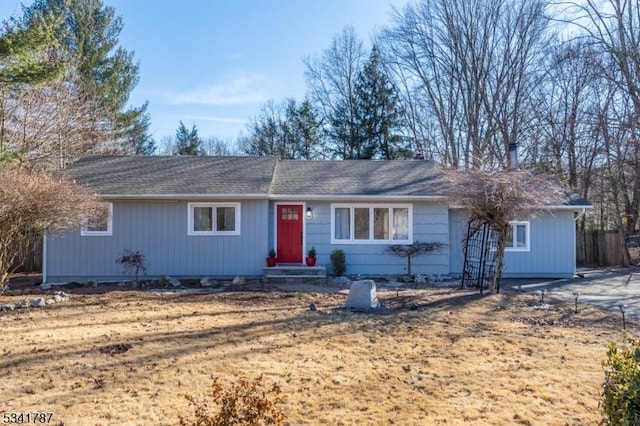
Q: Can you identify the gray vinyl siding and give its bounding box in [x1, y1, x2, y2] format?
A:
[46, 200, 268, 283]
[449, 209, 577, 278]
[300, 201, 450, 276]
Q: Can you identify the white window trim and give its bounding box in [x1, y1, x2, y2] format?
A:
[330, 203, 413, 244]
[81, 203, 113, 236]
[187, 202, 241, 236]
[505, 221, 530, 252]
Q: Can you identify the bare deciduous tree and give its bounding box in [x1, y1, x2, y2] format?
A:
[305, 26, 367, 159]
[0, 74, 113, 170]
[382, 0, 550, 169]
[559, 0, 640, 234]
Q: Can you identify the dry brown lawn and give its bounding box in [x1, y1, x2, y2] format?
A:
[0, 281, 630, 425]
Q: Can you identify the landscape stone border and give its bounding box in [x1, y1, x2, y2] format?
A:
[0, 291, 70, 312]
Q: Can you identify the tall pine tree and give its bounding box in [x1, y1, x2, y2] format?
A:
[173, 121, 203, 156]
[353, 46, 407, 159]
[240, 98, 322, 159]
[24, 0, 152, 154]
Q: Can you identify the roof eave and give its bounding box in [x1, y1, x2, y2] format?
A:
[270, 194, 448, 201]
[101, 193, 270, 200]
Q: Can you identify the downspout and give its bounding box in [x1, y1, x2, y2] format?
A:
[42, 232, 47, 284]
[573, 208, 586, 222]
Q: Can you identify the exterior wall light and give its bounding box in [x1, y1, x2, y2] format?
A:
[306, 206, 313, 219]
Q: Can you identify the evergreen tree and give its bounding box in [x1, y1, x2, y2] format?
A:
[291, 99, 323, 159]
[240, 98, 323, 159]
[328, 95, 361, 159]
[173, 121, 203, 156]
[0, 13, 63, 85]
[353, 46, 407, 159]
[24, 0, 152, 154]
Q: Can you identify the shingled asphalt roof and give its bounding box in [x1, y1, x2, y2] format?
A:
[65, 155, 590, 206]
[65, 156, 278, 196]
[271, 159, 448, 197]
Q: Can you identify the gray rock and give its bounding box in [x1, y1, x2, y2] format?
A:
[231, 276, 246, 286]
[345, 280, 379, 310]
[331, 276, 351, 286]
[14, 300, 28, 309]
[45, 299, 56, 305]
[159, 275, 181, 287]
[200, 277, 217, 287]
[40, 282, 52, 290]
[309, 303, 317, 311]
[0, 303, 15, 311]
[90, 280, 98, 288]
[30, 298, 46, 308]
[414, 274, 427, 285]
[53, 294, 64, 302]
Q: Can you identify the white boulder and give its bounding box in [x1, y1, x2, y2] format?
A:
[30, 298, 46, 308]
[232, 276, 246, 286]
[414, 275, 427, 285]
[200, 277, 217, 287]
[345, 280, 379, 310]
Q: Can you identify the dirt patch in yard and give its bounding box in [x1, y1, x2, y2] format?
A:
[0, 282, 630, 425]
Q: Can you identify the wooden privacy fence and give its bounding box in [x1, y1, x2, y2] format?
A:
[576, 229, 628, 267]
[10, 238, 42, 273]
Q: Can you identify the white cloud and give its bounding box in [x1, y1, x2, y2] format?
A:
[166, 72, 269, 106]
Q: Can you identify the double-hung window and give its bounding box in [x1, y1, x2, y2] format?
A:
[188, 202, 240, 236]
[81, 203, 113, 236]
[505, 221, 530, 251]
[332, 204, 412, 244]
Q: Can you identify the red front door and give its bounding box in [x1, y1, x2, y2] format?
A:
[277, 204, 303, 263]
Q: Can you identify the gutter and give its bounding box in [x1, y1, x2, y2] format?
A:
[271, 194, 448, 201]
[99, 193, 448, 202]
[101, 193, 270, 201]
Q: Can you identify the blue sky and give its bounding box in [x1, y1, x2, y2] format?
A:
[0, 0, 408, 144]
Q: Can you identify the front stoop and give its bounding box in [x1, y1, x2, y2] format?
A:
[263, 265, 327, 285]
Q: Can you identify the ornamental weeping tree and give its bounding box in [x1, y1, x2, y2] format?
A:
[384, 241, 443, 275]
[445, 168, 564, 293]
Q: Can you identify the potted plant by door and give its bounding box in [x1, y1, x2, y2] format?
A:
[305, 247, 317, 266]
[266, 249, 277, 267]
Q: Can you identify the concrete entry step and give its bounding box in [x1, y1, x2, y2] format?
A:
[263, 265, 326, 277]
[263, 265, 327, 285]
[263, 275, 328, 285]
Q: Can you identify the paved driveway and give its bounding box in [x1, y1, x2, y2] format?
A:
[503, 268, 640, 322]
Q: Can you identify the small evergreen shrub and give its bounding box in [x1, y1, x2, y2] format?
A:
[330, 249, 346, 276]
[179, 375, 286, 426]
[307, 246, 316, 258]
[602, 333, 640, 425]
